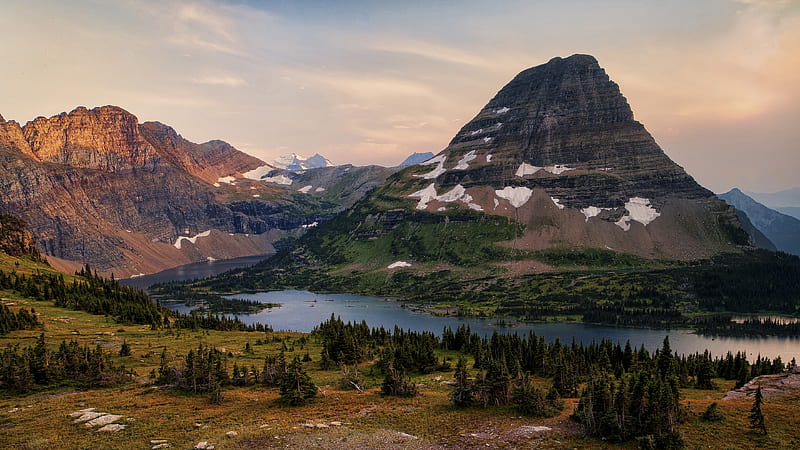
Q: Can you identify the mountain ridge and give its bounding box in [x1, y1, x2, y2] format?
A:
[719, 188, 800, 256]
[0, 106, 341, 276]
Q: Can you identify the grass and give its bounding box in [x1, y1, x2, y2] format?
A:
[1, 289, 799, 448]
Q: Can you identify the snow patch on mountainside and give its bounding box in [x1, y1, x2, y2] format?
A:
[581, 206, 612, 222]
[262, 175, 293, 185]
[217, 176, 236, 185]
[615, 197, 660, 231]
[495, 187, 533, 208]
[415, 155, 447, 179]
[298, 185, 313, 194]
[174, 230, 212, 249]
[516, 163, 575, 177]
[454, 150, 477, 170]
[242, 165, 274, 180]
[387, 261, 412, 269]
[437, 185, 466, 202]
[545, 165, 574, 175]
[409, 183, 439, 210]
[515, 163, 542, 177]
[550, 197, 565, 209]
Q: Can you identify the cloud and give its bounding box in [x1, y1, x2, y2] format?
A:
[190, 75, 246, 87]
[367, 39, 489, 67]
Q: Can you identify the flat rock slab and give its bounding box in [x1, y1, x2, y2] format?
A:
[516, 426, 552, 433]
[723, 372, 800, 400]
[73, 412, 106, 423]
[68, 408, 97, 418]
[86, 414, 123, 427]
[98, 423, 126, 432]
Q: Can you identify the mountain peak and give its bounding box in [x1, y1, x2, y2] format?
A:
[398, 152, 435, 167]
[384, 54, 741, 260]
[272, 152, 333, 171]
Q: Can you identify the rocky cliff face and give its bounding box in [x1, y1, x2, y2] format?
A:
[0, 214, 44, 262]
[0, 106, 328, 276]
[138, 121, 266, 184]
[22, 106, 159, 172]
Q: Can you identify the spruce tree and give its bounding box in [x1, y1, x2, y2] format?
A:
[450, 357, 473, 407]
[748, 386, 767, 435]
[279, 356, 317, 406]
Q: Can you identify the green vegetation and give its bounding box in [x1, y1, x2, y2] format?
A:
[0, 304, 39, 334]
[193, 247, 800, 332]
[1, 265, 798, 448]
[150, 282, 274, 314]
[0, 333, 131, 392]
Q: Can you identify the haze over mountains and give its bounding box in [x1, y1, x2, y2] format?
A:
[719, 188, 800, 256]
[744, 187, 800, 221]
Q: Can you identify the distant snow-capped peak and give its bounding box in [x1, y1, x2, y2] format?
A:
[271, 153, 333, 171]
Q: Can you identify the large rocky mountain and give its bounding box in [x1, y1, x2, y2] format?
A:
[214, 54, 758, 293]
[394, 54, 752, 260]
[0, 106, 393, 277]
[719, 188, 799, 255]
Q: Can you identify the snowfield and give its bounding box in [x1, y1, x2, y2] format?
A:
[515, 163, 542, 177]
[516, 163, 575, 176]
[242, 165, 274, 181]
[415, 154, 448, 179]
[615, 197, 661, 231]
[454, 151, 477, 170]
[545, 165, 574, 175]
[262, 175, 293, 185]
[581, 206, 611, 222]
[495, 186, 533, 208]
[174, 230, 212, 249]
[408, 183, 482, 211]
[409, 183, 439, 210]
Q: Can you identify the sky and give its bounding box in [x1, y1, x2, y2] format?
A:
[2, 0, 798, 193]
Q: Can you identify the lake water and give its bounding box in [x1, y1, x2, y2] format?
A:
[166, 289, 800, 361]
[119, 254, 271, 288]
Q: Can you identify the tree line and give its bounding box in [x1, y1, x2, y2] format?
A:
[0, 334, 130, 392]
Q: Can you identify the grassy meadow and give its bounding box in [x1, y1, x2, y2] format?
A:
[0, 255, 798, 448]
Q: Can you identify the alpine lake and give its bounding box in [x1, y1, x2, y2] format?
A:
[128, 257, 800, 362]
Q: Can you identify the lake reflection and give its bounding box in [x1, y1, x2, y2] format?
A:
[166, 290, 800, 361]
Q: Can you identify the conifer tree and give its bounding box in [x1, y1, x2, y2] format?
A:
[450, 357, 473, 407]
[749, 386, 767, 435]
[279, 356, 317, 406]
